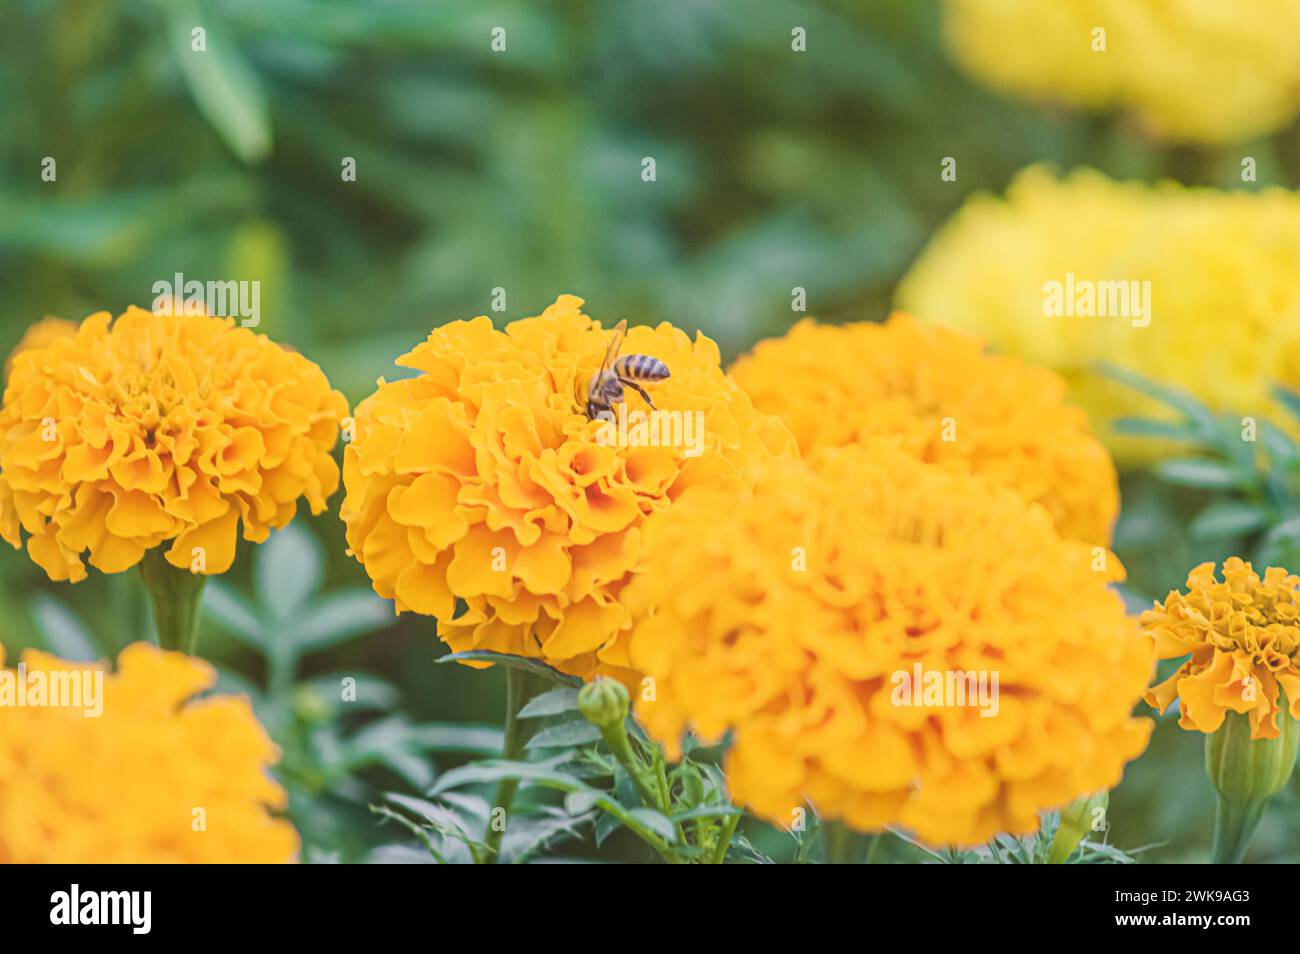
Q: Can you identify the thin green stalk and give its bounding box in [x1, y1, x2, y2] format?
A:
[482, 667, 546, 863]
[823, 821, 878, 864]
[138, 547, 207, 654]
[711, 812, 741, 864]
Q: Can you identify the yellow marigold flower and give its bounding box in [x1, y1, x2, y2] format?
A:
[0, 641, 297, 862]
[0, 306, 348, 581]
[731, 312, 1117, 545]
[4, 316, 77, 379]
[1142, 558, 1300, 740]
[943, 0, 1300, 143]
[340, 294, 795, 682]
[623, 442, 1153, 847]
[896, 166, 1300, 458]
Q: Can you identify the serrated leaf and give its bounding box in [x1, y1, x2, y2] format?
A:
[436, 649, 582, 687]
[30, 595, 99, 662]
[1190, 501, 1271, 540]
[627, 808, 677, 845]
[255, 524, 322, 620]
[525, 717, 602, 750]
[1155, 458, 1239, 489]
[517, 687, 580, 719]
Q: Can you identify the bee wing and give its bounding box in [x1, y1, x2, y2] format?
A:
[598, 319, 627, 377]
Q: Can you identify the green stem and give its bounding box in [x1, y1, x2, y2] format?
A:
[138, 548, 207, 654]
[482, 667, 546, 863]
[823, 821, 878, 864]
[1211, 796, 1266, 865]
[711, 812, 741, 864]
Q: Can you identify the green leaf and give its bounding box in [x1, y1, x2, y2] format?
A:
[564, 790, 603, 815]
[29, 595, 99, 662]
[200, 580, 264, 648]
[1274, 387, 1300, 424]
[255, 524, 322, 620]
[1110, 416, 1198, 442]
[517, 687, 581, 719]
[436, 650, 582, 687]
[1190, 501, 1271, 540]
[402, 723, 504, 755]
[1155, 458, 1240, 490]
[1097, 363, 1216, 435]
[301, 672, 400, 712]
[627, 808, 677, 844]
[429, 760, 675, 852]
[288, 589, 393, 653]
[525, 716, 602, 750]
[162, 0, 273, 163]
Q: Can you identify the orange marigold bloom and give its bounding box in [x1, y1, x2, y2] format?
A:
[1143, 558, 1300, 740]
[624, 442, 1153, 847]
[340, 294, 795, 681]
[0, 306, 348, 581]
[0, 642, 298, 862]
[730, 313, 1118, 545]
[4, 316, 77, 379]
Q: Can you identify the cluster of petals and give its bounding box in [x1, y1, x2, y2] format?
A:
[624, 441, 1153, 846]
[0, 642, 297, 863]
[731, 312, 1118, 545]
[340, 294, 794, 681]
[943, 0, 1300, 143]
[897, 166, 1300, 459]
[1143, 558, 1300, 740]
[0, 306, 348, 580]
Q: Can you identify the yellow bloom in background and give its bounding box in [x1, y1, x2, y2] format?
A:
[896, 166, 1300, 458]
[0, 306, 348, 581]
[942, 0, 1300, 143]
[0, 641, 297, 862]
[340, 294, 794, 683]
[623, 441, 1153, 847]
[1143, 558, 1300, 740]
[731, 312, 1118, 545]
[4, 316, 76, 380]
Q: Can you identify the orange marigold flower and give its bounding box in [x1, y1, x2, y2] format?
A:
[623, 441, 1153, 847]
[0, 306, 349, 581]
[1142, 558, 1300, 740]
[340, 294, 795, 682]
[4, 316, 76, 379]
[730, 313, 1118, 545]
[0, 641, 298, 862]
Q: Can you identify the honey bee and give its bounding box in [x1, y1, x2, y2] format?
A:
[585, 319, 670, 422]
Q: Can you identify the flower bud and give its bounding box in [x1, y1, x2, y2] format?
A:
[1205, 705, 1300, 863]
[1049, 789, 1109, 864]
[578, 676, 630, 730]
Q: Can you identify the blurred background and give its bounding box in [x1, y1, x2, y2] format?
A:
[2, 0, 1298, 862]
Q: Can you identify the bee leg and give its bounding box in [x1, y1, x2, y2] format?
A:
[625, 380, 656, 410]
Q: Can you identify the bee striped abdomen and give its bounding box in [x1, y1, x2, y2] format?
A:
[615, 354, 670, 381]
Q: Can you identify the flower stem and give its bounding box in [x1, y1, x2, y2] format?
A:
[823, 821, 878, 864]
[138, 548, 207, 655]
[711, 812, 741, 864]
[1210, 796, 1266, 865]
[482, 666, 546, 863]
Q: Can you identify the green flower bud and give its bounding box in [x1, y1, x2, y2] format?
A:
[578, 676, 630, 730]
[1048, 789, 1108, 864]
[1205, 703, 1300, 863]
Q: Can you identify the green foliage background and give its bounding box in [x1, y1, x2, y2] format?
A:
[2, 0, 1298, 861]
